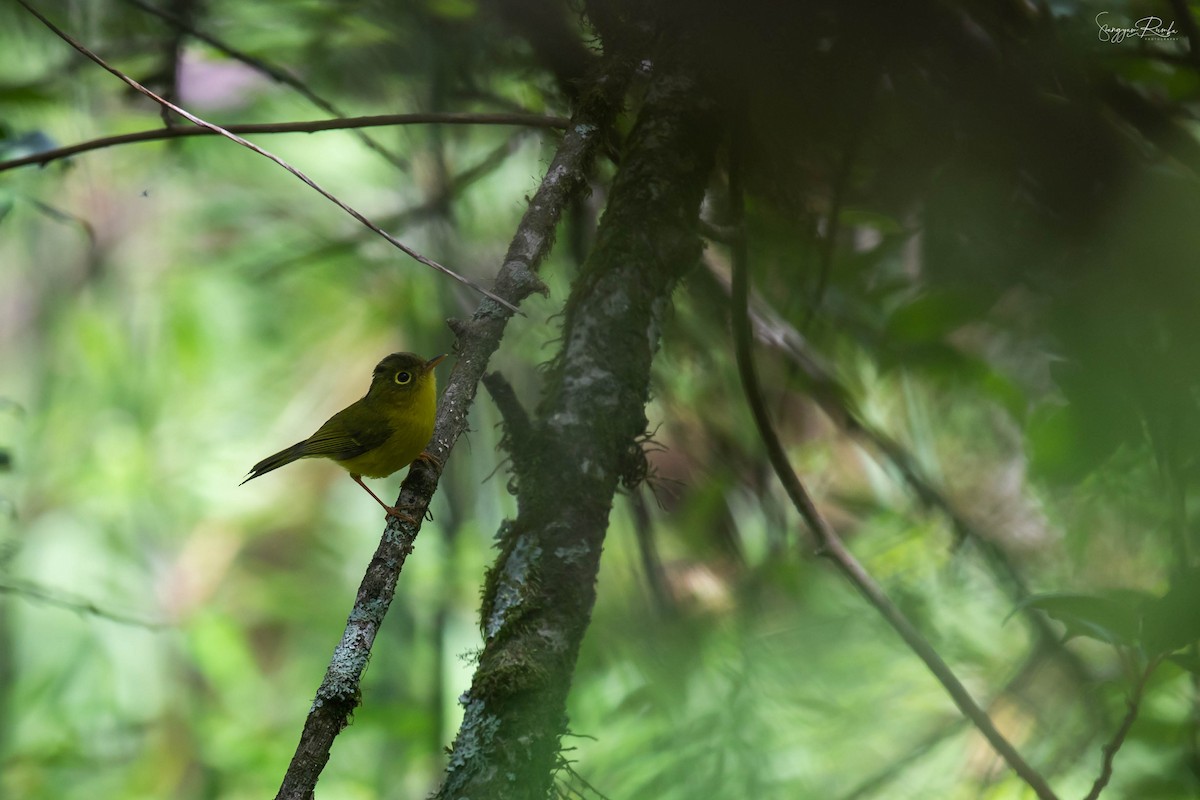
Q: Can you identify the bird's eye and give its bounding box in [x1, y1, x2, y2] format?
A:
[394, 371, 412, 385]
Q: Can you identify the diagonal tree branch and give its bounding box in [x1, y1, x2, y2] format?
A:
[727, 128, 1060, 800]
[251, 130, 536, 280]
[18, 0, 522, 315]
[701, 257, 1090, 649]
[273, 59, 632, 800]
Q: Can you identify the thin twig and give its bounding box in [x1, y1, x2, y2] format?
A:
[250, 130, 537, 279]
[726, 128, 1060, 800]
[0, 579, 166, 629]
[1083, 657, 1160, 800]
[629, 489, 673, 614]
[805, 131, 857, 328]
[839, 718, 969, 800]
[18, 0, 522, 315]
[122, 0, 412, 170]
[481, 371, 535, 474]
[0, 112, 567, 174]
[838, 637, 1076, 800]
[558, 761, 614, 800]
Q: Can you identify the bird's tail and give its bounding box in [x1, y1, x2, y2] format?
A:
[241, 442, 308, 485]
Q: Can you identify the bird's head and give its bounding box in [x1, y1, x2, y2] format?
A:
[368, 352, 446, 401]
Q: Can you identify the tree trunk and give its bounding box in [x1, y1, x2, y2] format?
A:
[434, 58, 719, 800]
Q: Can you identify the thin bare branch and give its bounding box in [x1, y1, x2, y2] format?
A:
[249, 130, 535, 280]
[0, 111, 565, 174]
[0, 579, 166, 629]
[701, 252, 1102, 712]
[806, 126, 860, 328]
[1083, 657, 1160, 800]
[481, 371, 534, 472]
[122, 0, 412, 170]
[727, 128, 1060, 800]
[557, 761, 614, 800]
[18, 0, 523, 315]
[706, 256, 1023, 565]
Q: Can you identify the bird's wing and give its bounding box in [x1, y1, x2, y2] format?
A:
[297, 402, 393, 461]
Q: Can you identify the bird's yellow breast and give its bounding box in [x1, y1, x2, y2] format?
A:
[334, 374, 438, 479]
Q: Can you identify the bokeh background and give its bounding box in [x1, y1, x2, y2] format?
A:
[3, 1, 1200, 798]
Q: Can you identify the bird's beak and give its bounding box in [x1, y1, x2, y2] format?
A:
[426, 353, 448, 369]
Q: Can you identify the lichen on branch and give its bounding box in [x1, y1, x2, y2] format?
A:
[436, 58, 719, 800]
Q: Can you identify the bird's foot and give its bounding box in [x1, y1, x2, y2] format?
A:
[414, 450, 443, 470]
[384, 505, 420, 526]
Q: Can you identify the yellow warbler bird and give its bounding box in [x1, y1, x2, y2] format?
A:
[242, 352, 446, 520]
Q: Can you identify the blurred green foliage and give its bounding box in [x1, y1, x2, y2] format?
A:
[3, 1, 1200, 799]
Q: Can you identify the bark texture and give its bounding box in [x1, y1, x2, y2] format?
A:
[435, 57, 718, 800]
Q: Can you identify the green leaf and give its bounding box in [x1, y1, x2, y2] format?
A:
[1026, 361, 1143, 485]
[1012, 591, 1155, 646]
[1167, 653, 1200, 675]
[0, 81, 55, 107]
[1143, 568, 1200, 654]
[425, 0, 478, 19]
[1026, 401, 1125, 484]
[980, 367, 1028, 421]
[1026, 405, 1082, 482]
[1018, 577, 1200, 655]
[885, 290, 985, 343]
